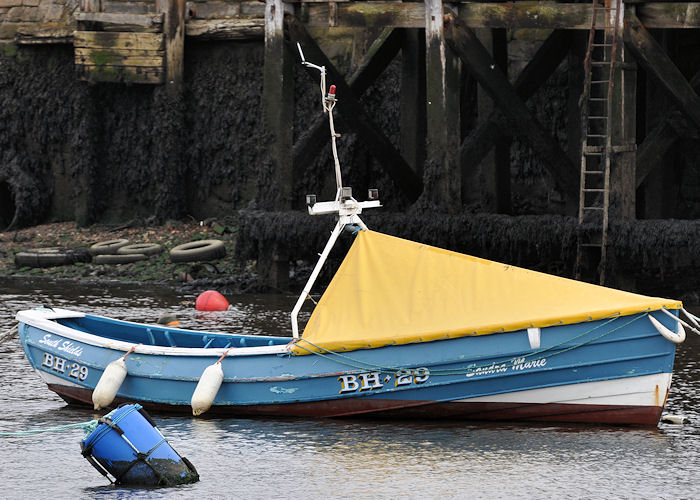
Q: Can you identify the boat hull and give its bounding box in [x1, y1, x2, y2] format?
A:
[44, 372, 668, 425]
[17, 308, 679, 426]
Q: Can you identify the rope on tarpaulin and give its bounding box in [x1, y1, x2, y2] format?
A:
[0, 419, 99, 438]
[0, 323, 18, 344]
[292, 312, 649, 376]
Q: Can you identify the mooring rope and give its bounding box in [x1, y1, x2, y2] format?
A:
[681, 308, 700, 335]
[0, 419, 99, 438]
[292, 312, 648, 377]
[0, 324, 18, 344]
[0, 405, 132, 439]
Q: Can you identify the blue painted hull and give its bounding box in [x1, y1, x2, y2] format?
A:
[16, 308, 678, 425]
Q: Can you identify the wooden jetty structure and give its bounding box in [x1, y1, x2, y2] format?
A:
[3, 1, 700, 288]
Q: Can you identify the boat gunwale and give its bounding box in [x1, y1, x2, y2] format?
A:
[16, 308, 293, 357]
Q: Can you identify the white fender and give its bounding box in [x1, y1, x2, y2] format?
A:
[661, 414, 689, 425]
[191, 362, 224, 416]
[527, 327, 541, 349]
[92, 357, 127, 410]
[648, 315, 686, 344]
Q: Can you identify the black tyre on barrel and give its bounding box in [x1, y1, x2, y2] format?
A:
[169, 240, 226, 263]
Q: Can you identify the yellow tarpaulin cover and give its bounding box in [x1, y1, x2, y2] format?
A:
[291, 230, 681, 355]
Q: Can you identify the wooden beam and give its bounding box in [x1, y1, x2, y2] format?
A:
[300, 2, 700, 31]
[458, 2, 594, 30]
[450, 23, 578, 196]
[260, 0, 294, 290]
[263, 0, 294, 209]
[300, 2, 424, 28]
[460, 30, 572, 183]
[74, 12, 163, 27]
[74, 31, 166, 83]
[293, 27, 402, 175]
[636, 69, 700, 188]
[637, 3, 700, 29]
[287, 15, 422, 202]
[74, 31, 165, 50]
[75, 48, 164, 66]
[472, 26, 511, 214]
[185, 19, 264, 39]
[624, 12, 700, 131]
[75, 64, 164, 83]
[163, 0, 186, 87]
[400, 25, 426, 174]
[423, 0, 460, 211]
[102, 0, 153, 15]
[567, 31, 586, 165]
[299, 2, 597, 29]
[14, 23, 74, 45]
[491, 28, 512, 214]
[609, 20, 637, 220]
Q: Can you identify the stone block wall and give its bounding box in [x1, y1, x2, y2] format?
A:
[0, 0, 76, 41]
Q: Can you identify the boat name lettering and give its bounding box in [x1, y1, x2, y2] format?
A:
[511, 357, 547, 371]
[38, 334, 84, 357]
[39, 334, 60, 348]
[339, 368, 430, 394]
[465, 362, 508, 378]
[41, 352, 88, 381]
[58, 340, 84, 357]
[465, 357, 547, 378]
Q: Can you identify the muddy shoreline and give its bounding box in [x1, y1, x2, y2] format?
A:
[3, 213, 700, 305]
[0, 218, 266, 295]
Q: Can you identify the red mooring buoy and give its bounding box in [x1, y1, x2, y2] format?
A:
[195, 290, 230, 311]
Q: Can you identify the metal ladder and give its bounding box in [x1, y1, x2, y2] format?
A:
[575, 0, 622, 284]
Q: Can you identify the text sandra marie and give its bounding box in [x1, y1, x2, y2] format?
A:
[465, 356, 547, 378]
[39, 334, 84, 357]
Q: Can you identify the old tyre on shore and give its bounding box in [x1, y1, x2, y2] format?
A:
[170, 240, 226, 263]
[117, 243, 163, 256]
[94, 253, 148, 265]
[15, 248, 92, 268]
[90, 239, 130, 255]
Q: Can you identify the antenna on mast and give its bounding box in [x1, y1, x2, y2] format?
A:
[290, 45, 382, 339]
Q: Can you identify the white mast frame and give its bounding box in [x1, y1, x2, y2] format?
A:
[290, 44, 381, 339]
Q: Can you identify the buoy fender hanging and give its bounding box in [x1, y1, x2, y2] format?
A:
[648, 314, 686, 344]
[92, 357, 127, 410]
[191, 361, 224, 416]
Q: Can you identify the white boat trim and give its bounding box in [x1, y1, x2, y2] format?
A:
[36, 368, 83, 389]
[457, 372, 672, 407]
[16, 308, 292, 357]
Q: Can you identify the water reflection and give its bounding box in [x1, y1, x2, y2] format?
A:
[1, 276, 699, 498]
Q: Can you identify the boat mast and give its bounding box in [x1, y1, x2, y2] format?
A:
[290, 44, 381, 339]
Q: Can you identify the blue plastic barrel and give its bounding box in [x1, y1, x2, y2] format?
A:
[81, 404, 199, 486]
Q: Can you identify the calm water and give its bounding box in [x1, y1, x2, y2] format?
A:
[1, 277, 699, 499]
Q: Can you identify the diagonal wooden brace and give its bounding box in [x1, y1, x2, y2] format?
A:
[460, 29, 572, 182]
[445, 14, 578, 196]
[293, 27, 402, 175]
[286, 15, 423, 202]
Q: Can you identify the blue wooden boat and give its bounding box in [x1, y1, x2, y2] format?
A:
[14, 47, 698, 426]
[14, 230, 693, 426]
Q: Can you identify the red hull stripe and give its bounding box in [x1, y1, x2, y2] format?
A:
[49, 384, 662, 426]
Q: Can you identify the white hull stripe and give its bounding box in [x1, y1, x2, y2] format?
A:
[456, 373, 672, 407]
[37, 369, 83, 389]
